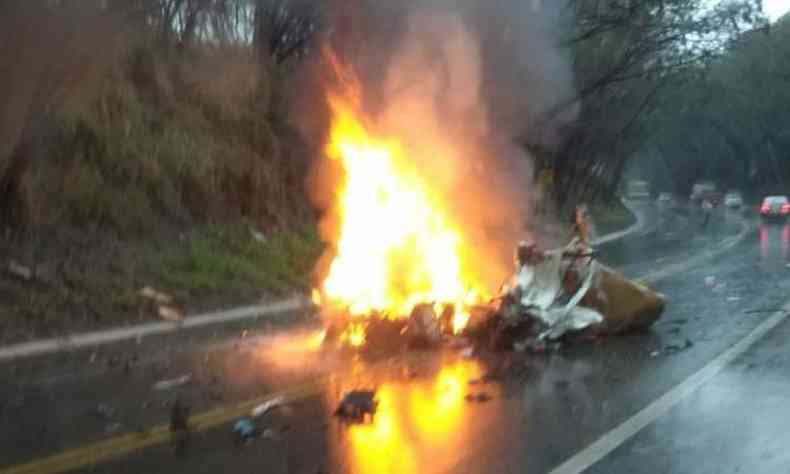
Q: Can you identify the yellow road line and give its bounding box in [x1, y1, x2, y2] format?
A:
[0, 382, 323, 474]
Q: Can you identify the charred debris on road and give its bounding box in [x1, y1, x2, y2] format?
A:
[320, 232, 666, 358]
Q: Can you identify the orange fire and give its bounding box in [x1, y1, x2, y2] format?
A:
[315, 74, 489, 338]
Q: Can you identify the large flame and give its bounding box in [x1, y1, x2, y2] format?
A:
[317, 89, 489, 336]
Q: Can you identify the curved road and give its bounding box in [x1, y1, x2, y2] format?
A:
[2, 205, 789, 474]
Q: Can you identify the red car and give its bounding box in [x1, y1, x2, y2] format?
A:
[759, 195, 790, 219]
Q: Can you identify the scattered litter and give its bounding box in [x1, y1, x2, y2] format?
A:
[95, 403, 116, 420]
[727, 296, 741, 302]
[335, 390, 377, 422]
[251, 395, 285, 418]
[6, 260, 32, 281]
[459, 347, 474, 358]
[139, 286, 173, 305]
[249, 227, 268, 244]
[232, 418, 258, 445]
[158, 305, 184, 322]
[262, 428, 280, 439]
[105, 422, 122, 434]
[650, 350, 660, 357]
[664, 339, 694, 354]
[464, 392, 492, 403]
[170, 397, 191, 457]
[170, 397, 190, 432]
[89, 352, 97, 364]
[704, 276, 716, 287]
[153, 374, 192, 391]
[786, 263, 790, 268]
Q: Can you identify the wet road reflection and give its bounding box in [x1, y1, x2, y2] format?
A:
[316, 353, 611, 474]
[326, 357, 488, 474]
[758, 222, 789, 265]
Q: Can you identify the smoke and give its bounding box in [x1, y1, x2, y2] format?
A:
[326, 0, 577, 145]
[310, 0, 576, 291]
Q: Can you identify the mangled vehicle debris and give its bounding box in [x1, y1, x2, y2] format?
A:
[322, 232, 666, 353]
[473, 236, 666, 351]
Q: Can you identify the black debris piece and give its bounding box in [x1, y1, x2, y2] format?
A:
[170, 397, 191, 432]
[94, 403, 115, 420]
[335, 390, 377, 423]
[664, 338, 694, 354]
[465, 392, 492, 403]
[170, 397, 191, 457]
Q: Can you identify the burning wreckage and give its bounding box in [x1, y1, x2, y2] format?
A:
[321, 233, 666, 354]
[312, 53, 665, 355]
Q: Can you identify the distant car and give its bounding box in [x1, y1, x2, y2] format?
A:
[723, 191, 743, 209]
[626, 180, 651, 200]
[701, 190, 723, 207]
[759, 195, 790, 219]
[657, 192, 673, 205]
[690, 181, 717, 203]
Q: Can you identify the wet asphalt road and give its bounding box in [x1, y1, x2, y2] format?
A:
[2, 204, 790, 474]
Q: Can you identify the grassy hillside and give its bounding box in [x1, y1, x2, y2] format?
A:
[0, 35, 325, 343]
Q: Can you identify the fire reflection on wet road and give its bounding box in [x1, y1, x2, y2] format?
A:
[325, 357, 488, 474]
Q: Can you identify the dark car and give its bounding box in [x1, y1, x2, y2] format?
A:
[702, 191, 723, 207]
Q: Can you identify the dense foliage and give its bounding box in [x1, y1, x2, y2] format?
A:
[542, 0, 766, 205]
[637, 15, 790, 197]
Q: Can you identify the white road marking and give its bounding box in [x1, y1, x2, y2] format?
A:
[591, 200, 647, 246]
[548, 299, 790, 474]
[0, 298, 305, 362]
[638, 217, 752, 284]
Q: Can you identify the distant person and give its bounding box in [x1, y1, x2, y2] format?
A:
[701, 198, 713, 228]
[572, 204, 591, 245]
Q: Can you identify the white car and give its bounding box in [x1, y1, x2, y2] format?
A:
[690, 182, 716, 203]
[723, 192, 743, 208]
